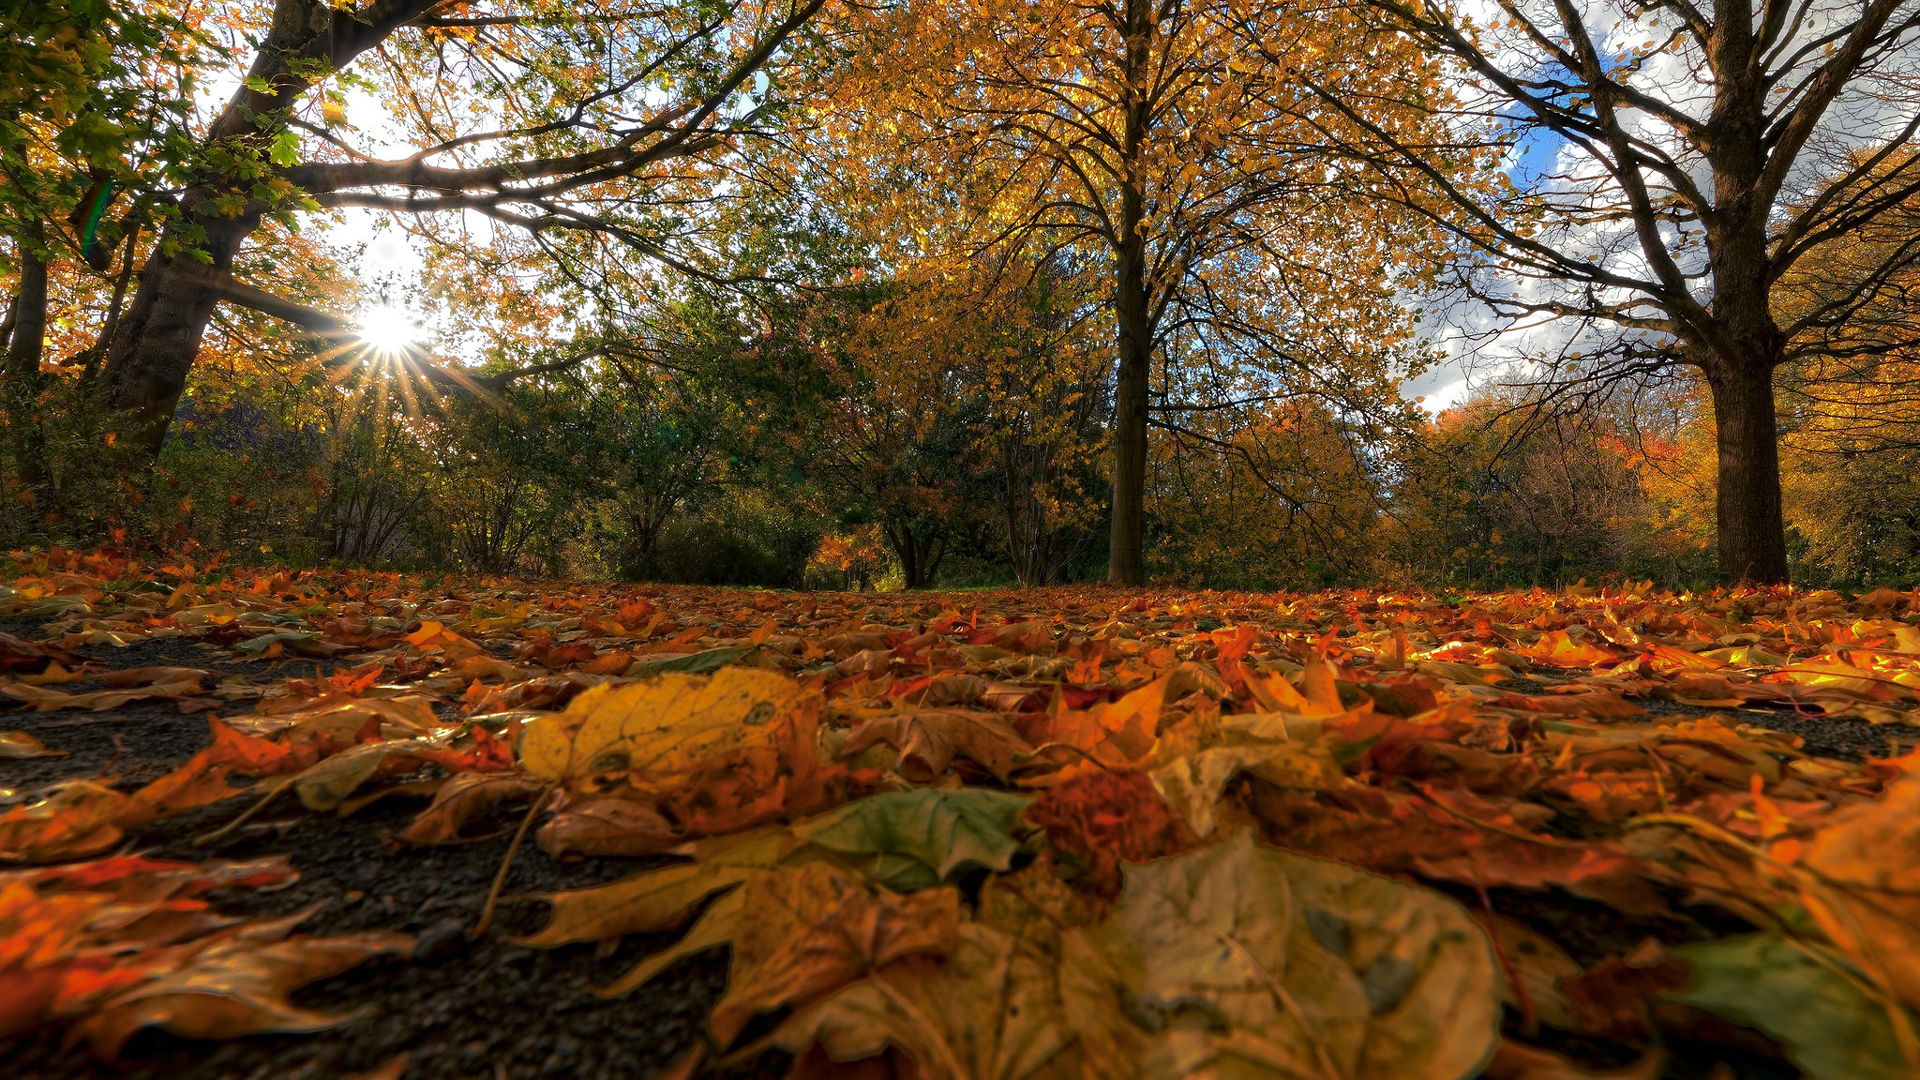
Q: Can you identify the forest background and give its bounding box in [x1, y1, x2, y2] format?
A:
[3, 0, 1920, 594]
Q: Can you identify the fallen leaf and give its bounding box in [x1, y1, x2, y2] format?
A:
[1481, 1039, 1663, 1080]
[709, 862, 959, 1045]
[535, 797, 684, 858]
[840, 710, 1032, 782]
[1059, 831, 1499, 1080]
[516, 828, 804, 952]
[1151, 743, 1342, 838]
[0, 731, 65, 759]
[1471, 912, 1587, 1033]
[72, 913, 412, 1059]
[0, 782, 129, 862]
[1023, 770, 1196, 896]
[395, 772, 547, 846]
[1797, 772, 1920, 1012]
[0, 632, 84, 673]
[1665, 934, 1913, 1080]
[795, 788, 1031, 890]
[519, 669, 814, 791]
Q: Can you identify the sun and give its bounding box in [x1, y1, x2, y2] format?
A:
[357, 303, 422, 355]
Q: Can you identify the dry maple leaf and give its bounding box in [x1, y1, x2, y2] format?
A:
[1060, 832, 1500, 1080]
[515, 827, 804, 952]
[1022, 771, 1196, 897]
[395, 771, 548, 846]
[71, 913, 412, 1059]
[519, 668, 816, 791]
[839, 710, 1032, 782]
[0, 852, 404, 1060]
[772, 862, 1099, 1080]
[710, 862, 960, 1045]
[535, 796, 684, 858]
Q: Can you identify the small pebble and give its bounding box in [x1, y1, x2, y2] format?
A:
[413, 916, 470, 964]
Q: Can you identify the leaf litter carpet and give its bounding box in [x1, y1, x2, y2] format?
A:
[4, 552, 1920, 1079]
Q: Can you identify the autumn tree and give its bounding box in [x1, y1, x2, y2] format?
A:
[801, 278, 998, 589]
[1386, 388, 1715, 587]
[1, 0, 208, 509]
[971, 265, 1110, 586]
[1151, 397, 1384, 588]
[23, 0, 828, 462]
[1285, 0, 1920, 583]
[583, 292, 778, 578]
[1759, 155, 1920, 580]
[805, 0, 1454, 583]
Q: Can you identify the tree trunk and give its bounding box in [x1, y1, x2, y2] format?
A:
[5, 229, 52, 501]
[1108, 258, 1150, 586]
[97, 0, 415, 460]
[886, 524, 920, 588]
[100, 214, 259, 458]
[1106, 0, 1153, 587]
[1699, 8, 1788, 584]
[1705, 357, 1788, 583]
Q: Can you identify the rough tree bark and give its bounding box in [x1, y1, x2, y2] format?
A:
[1109, 235, 1151, 587]
[1696, 2, 1790, 583]
[1706, 357, 1787, 582]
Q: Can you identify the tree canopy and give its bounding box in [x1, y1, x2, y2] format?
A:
[2, 0, 1920, 590]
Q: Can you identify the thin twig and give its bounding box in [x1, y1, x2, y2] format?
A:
[470, 782, 555, 938]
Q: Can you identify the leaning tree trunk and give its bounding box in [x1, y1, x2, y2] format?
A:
[100, 212, 261, 458]
[97, 0, 423, 460]
[1705, 354, 1789, 584]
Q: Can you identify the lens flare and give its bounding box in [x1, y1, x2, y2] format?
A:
[357, 304, 422, 355]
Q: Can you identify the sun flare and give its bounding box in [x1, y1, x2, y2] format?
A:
[357, 304, 422, 354]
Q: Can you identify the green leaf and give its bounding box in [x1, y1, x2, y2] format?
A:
[290, 742, 405, 811]
[267, 130, 300, 166]
[234, 630, 322, 653]
[243, 75, 270, 93]
[626, 645, 756, 677]
[796, 788, 1031, 888]
[1060, 831, 1499, 1080]
[1666, 934, 1913, 1080]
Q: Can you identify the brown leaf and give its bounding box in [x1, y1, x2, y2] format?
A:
[0, 632, 84, 673]
[0, 731, 66, 758]
[709, 862, 959, 1045]
[395, 772, 547, 846]
[72, 914, 412, 1059]
[535, 797, 682, 858]
[0, 782, 129, 862]
[840, 710, 1033, 782]
[1482, 1040, 1663, 1080]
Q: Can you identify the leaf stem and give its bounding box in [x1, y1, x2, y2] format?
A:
[471, 781, 556, 939]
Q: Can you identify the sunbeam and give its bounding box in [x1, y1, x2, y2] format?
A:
[357, 304, 422, 357]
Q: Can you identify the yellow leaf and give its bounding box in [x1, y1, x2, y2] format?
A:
[518, 669, 814, 788]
